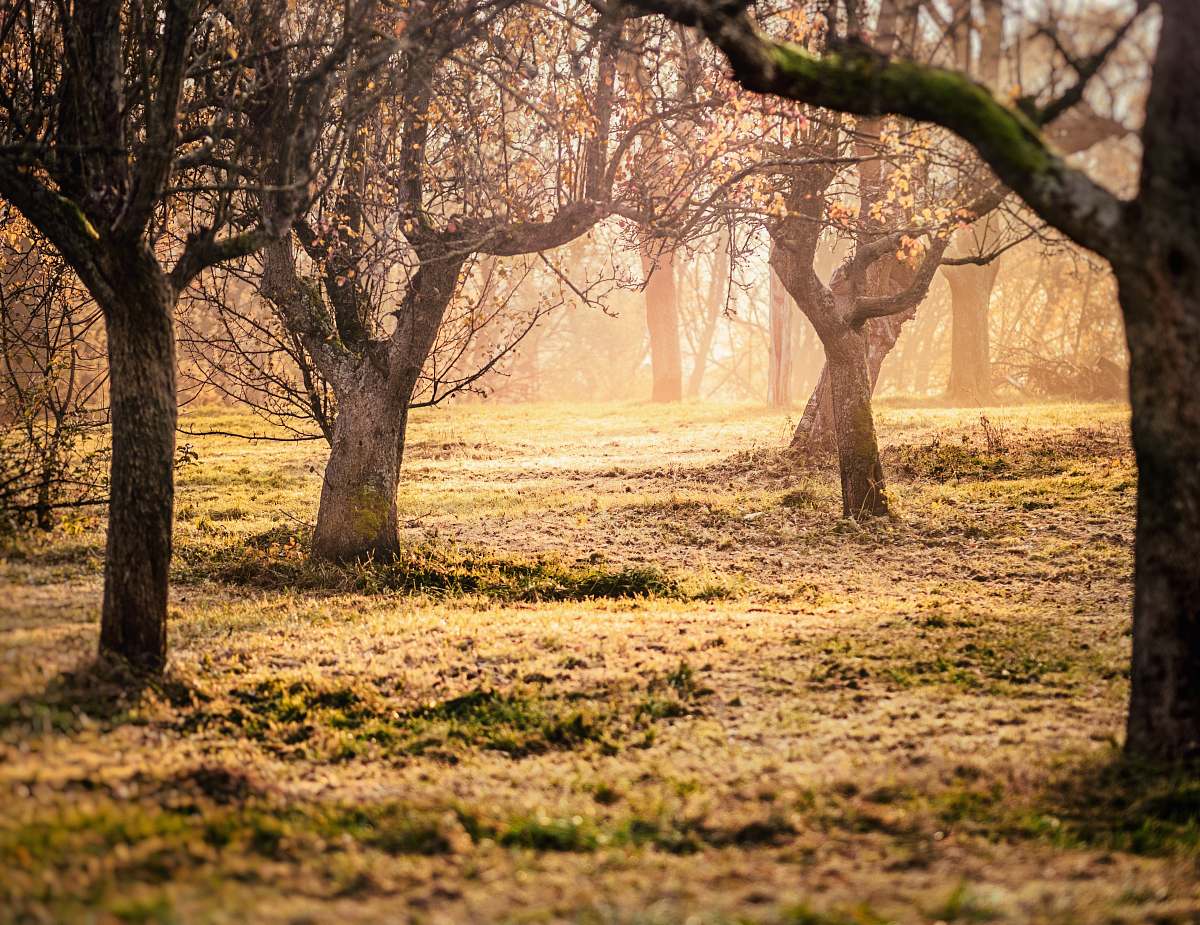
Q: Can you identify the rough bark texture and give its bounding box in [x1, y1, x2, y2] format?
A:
[642, 247, 683, 402]
[791, 309, 912, 450]
[825, 332, 888, 517]
[943, 259, 999, 403]
[771, 241, 890, 519]
[97, 250, 177, 671]
[1119, 0, 1200, 760]
[311, 368, 417, 562]
[312, 254, 462, 563]
[1120, 265, 1200, 758]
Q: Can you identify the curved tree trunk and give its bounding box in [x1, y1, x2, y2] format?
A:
[827, 332, 888, 517]
[790, 311, 912, 450]
[642, 247, 683, 402]
[98, 254, 177, 672]
[311, 371, 416, 562]
[1120, 264, 1200, 760]
[944, 260, 998, 403]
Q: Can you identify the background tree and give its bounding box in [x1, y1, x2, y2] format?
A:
[0, 211, 107, 534]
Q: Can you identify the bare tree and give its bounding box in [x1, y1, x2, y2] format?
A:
[0, 0, 386, 670]
[244, 0, 675, 562]
[0, 212, 107, 533]
[628, 0, 1200, 761]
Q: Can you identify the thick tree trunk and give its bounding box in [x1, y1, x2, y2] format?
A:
[827, 333, 888, 518]
[768, 266, 793, 407]
[1120, 266, 1200, 760]
[944, 260, 998, 403]
[641, 247, 683, 402]
[98, 257, 177, 672]
[791, 311, 911, 450]
[311, 373, 415, 562]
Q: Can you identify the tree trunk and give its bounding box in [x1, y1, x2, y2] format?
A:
[791, 311, 912, 450]
[642, 247, 683, 402]
[1120, 264, 1200, 760]
[768, 266, 793, 407]
[827, 332, 888, 518]
[311, 372, 415, 562]
[687, 233, 729, 399]
[944, 260, 998, 403]
[98, 256, 177, 672]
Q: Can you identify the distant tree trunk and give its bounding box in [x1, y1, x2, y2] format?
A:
[687, 232, 729, 399]
[943, 260, 998, 403]
[1119, 258, 1200, 759]
[97, 249, 177, 672]
[641, 246, 683, 402]
[767, 266, 793, 407]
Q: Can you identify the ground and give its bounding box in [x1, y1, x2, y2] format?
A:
[3, 399, 1198, 925]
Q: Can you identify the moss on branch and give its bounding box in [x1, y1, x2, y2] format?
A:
[767, 42, 1052, 178]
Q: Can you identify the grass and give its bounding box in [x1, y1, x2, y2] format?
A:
[3, 399, 1187, 925]
[174, 526, 691, 601]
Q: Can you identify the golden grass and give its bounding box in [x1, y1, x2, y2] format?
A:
[5, 399, 1196, 925]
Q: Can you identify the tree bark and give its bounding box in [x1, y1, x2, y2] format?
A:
[943, 259, 998, 403]
[311, 367, 416, 562]
[1118, 0, 1200, 761]
[826, 332, 888, 517]
[642, 246, 683, 402]
[98, 252, 177, 672]
[791, 308, 913, 450]
[1120, 262, 1200, 759]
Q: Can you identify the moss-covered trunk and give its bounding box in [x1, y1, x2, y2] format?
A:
[311, 369, 417, 563]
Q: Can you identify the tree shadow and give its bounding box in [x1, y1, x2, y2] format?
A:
[0, 657, 200, 737]
[1035, 751, 1200, 855]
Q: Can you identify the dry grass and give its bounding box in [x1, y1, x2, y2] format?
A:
[4, 399, 1196, 925]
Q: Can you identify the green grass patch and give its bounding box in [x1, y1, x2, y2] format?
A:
[204, 677, 623, 761]
[175, 528, 689, 602]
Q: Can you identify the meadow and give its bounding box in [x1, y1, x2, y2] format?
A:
[4, 399, 1196, 925]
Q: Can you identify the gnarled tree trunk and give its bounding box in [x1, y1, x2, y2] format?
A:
[98, 250, 177, 672]
[826, 331, 888, 517]
[790, 301, 914, 450]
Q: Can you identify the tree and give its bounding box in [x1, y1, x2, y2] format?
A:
[0, 1, 383, 670]
[630, 0, 1200, 761]
[226, 0, 675, 562]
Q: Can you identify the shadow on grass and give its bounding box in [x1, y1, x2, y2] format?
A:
[174, 526, 727, 602]
[0, 658, 200, 737]
[1031, 753, 1200, 855]
[920, 750, 1200, 857]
